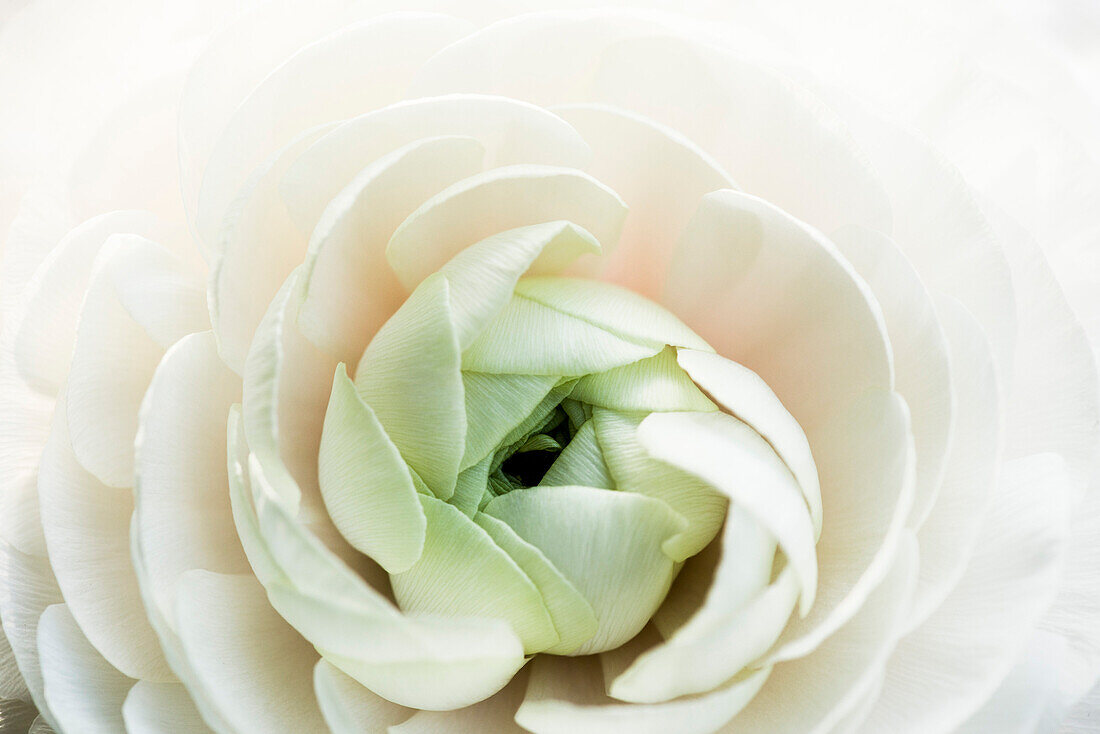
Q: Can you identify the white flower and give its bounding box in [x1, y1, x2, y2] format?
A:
[0, 2, 1098, 733]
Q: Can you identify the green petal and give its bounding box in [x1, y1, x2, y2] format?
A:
[484, 486, 686, 655]
[391, 496, 559, 654]
[462, 294, 662, 375]
[473, 513, 598, 655]
[540, 420, 615, 489]
[440, 221, 601, 350]
[451, 456, 491, 517]
[514, 276, 713, 352]
[318, 364, 426, 574]
[355, 274, 465, 499]
[461, 372, 559, 471]
[593, 408, 727, 561]
[571, 346, 717, 413]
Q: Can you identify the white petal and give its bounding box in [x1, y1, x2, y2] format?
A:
[638, 411, 817, 614]
[729, 534, 917, 734]
[676, 349, 822, 535]
[0, 622, 29, 701]
[297, 135, 484, 366]
[866, 453, 1071, 733]
[38, 604, 132, 734]
[663, 190, 893, 433]
[0, 543, 61, 719]
[905, 298, 1001, 631]
[386, 165, 627, 292]
[551, 103, 736, 299]
[174, 571, 327, 733]
[194, 12, 473, 247]
[829, 225, 954, 529]
[390, 672, 528, 734]
[13, 210, 157, 393]
[314, 659, 412, 733]
[515, 648, 770, 734]
[122, 681, 211, 734]
[38, 398, 171, 681]
[133, 331, 248, 629]
[0, 474, 45, 557]
[282, 94, 591, 231]
[767, 390, 914, 663]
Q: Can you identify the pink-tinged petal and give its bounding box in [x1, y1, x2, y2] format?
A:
[37, 604, 132, 734]
[194, 13, 473, 248]
[829, 225, 954, 530]
[867, 453, 1071, 733]
[905, 298, 1001, 631]
[386, 165, 626, 292]
[38, 398, 171, 681]
[663, 190, 892, 432]
[551, 104, 735, 300]
[282, 94, 590, 232]
[297, 136, 484, 367]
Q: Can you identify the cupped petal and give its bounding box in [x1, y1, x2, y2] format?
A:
[297, 135, 485, 366]
[728, 534, 918, 734]
[66, 234, 207, 488]
[391, 496, 558, 654]
[866, 453, 1071, 733]
[675, 349, 821, 534]
[37, 604, 132, 734]
[484, 485, 686, 655]
[38, 399, 171, 681]
[13, 210, 157, 394]
[905, 298, 1001, 631]
[354, 274, 464, 499]
[173, 571, 327, 734]
[638, 410, 817, 614]
[592, 408, 726, 562]
[766, 390, 914, 662]
[314, 659, 412, 733]
[0, 543, 62, 721]
[194, 12, 473, 247]
[539, 420, 614, 490]
[663, 190, 893, 432]
[828, 225, 954, 529]
[514, 647, 770, 734]
[282, 94, 592, 231]
[608, 506, 782, 703]
[389, 671, 529, 734]
[121, 681, 210, 734]
[386, 165, 627, 291]
[570, 347, 716, 414]
[551, 103, 736, 299]
[133, 330, 249, 629]
[461, 373, 560, 473]
[318, 363, 426, 574]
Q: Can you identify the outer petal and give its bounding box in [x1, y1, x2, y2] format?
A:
[121, 681, 211, 734]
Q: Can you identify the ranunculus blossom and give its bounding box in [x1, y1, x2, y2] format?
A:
[1, 1, 1098, 733]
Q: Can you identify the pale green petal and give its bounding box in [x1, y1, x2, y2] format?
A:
[517, 435, 562, 453]
[638, 411, 818, 615]
[441, 221, 602, 350]
[461, 372, 559, 471]
[496, 380, 578, 454]
[318, 363, 426, 574]
[484, 486, 686, 655]
[540, 420, 614, 489]
[474, 513, 598, 655]
[592, 409, 726, 561]
[391, 496, 558, 654]
[462, 294, 662, 376]
[451, 456, 492, 517]
[514, 276, 712, 352]
[355, 273, 465, 499]
[515, 652, 770, 734]
[571, 347, 716, 413]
